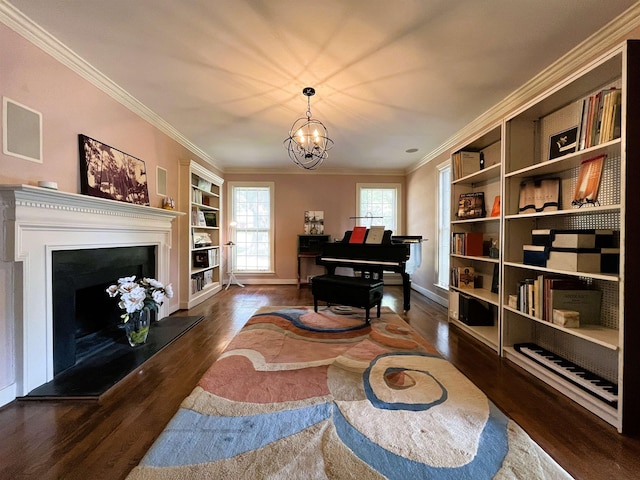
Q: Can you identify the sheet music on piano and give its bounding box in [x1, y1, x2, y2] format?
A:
[317, 232, 423, 311]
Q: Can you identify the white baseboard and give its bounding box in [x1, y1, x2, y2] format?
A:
[411, 283, 448, 308]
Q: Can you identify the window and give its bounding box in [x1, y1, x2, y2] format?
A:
[356, 183, 402, 234]
[228, 182, 274, 272]
[436, 162, 451, 288]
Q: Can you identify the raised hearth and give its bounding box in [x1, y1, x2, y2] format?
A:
[25, 314, 204, 399]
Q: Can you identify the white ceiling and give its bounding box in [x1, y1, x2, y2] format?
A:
[4, 0, 639, 173]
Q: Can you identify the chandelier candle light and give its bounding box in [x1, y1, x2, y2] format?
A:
[284, 87, 334, 170]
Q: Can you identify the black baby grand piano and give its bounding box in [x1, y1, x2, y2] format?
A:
[316, 230, 422, 311]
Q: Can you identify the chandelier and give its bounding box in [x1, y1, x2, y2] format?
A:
[284, 87, 334, 170]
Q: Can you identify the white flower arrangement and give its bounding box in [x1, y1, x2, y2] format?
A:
[106, 276, 173, 323]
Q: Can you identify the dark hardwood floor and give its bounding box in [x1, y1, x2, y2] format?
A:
[0, 285, 639, 479]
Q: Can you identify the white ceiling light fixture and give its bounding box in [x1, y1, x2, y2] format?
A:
[284, 87, 334, 170]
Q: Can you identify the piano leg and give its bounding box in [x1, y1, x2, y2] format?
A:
[402, 273, 411, 311]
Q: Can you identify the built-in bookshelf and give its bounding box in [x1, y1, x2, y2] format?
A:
[449, 124, 502, 352]
[501, 41, 640, 431]
[179, 160, 224, 309]
[448, 41, 640, 433]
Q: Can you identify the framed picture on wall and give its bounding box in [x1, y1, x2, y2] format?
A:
[78, 134, 150, 206]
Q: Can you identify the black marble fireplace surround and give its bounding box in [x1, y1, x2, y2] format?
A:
[52, 246, 156, 375]
[24, 246, 204, 399]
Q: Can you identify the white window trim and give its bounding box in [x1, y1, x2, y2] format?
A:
[227, 181, 275, 274]
[355, 183, 403, 235]
[435, 160, 450, 289]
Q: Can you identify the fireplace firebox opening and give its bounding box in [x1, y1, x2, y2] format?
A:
[52, 246, 156, 375]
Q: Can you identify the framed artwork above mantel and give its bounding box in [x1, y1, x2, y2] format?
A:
[78, 134, 150, 206]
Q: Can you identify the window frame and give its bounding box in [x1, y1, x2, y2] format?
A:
[227, 181, 275, 274]
[355, 183, 403, 235]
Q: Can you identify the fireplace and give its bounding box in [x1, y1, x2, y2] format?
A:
[0, 185, 182, 404]
[52, 246, 156, 375]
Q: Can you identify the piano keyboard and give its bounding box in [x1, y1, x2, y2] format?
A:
[514, 343, 618, 406]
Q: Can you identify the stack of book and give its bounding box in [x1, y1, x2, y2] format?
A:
[513, 275, 602, 327]
[577, 87, 622, 150]
[452, 151, 481, 180]
[451, 232, 484, 256]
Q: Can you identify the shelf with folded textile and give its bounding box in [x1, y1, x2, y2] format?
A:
[449, 124, 502, 352]
[500, 42, 635, 432]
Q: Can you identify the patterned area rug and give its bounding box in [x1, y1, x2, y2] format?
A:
[127, 306, 572, 479]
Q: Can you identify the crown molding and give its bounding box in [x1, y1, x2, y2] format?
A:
[223, 165, 406, 176]
[0, 1, 222, 172]
[407, 2, 640, 174]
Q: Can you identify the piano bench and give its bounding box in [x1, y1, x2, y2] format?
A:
[311, 274, 384, 323]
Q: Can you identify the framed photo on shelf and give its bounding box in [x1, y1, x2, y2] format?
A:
[203, 211, 217, 227]
[548, 126, 578, 160]
[78, 134, 150, 205]
[573, 154, 606, 206]
[197, 178, 212, 192]
[456, 192, 485, 219]
[193, 232, 213, 248]
[192, 251, 209, 268]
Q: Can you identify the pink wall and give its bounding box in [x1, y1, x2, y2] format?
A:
[0, 24, 223, 313]
[224, 173, 406, 282]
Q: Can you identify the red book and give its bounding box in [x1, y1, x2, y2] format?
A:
[349, 226, 367, 244]
[464, 232, 484, 257]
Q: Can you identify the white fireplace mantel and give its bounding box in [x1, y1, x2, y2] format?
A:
[0, 185, 183, 402]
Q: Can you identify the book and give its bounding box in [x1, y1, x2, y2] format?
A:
[537, 178, 560, 212]
[490, 196, 501, 217]
[550, 289, 602, 325]
[520, 179, 560, 213]
[457, 192, 485, 219]
[518, 181, 536, 214]
[543, 277, 587, 322]
[458, 266, 475, 289]
[452, 151, 481, 179]
[577, 97, 589, 150]
[196, 209, 206, 226]
[573, 155, 605, 205]
[451, 232, 465, 254]
[459, 151, 481, 178]
[365, 226, 385, 244]
[463, 232, 484, 257]
[349, 226, 367, 244]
